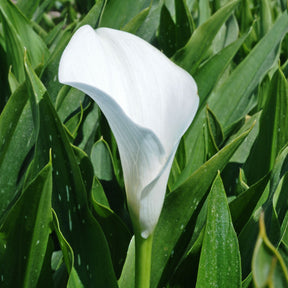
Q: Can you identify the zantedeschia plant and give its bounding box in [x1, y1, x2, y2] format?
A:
[59, 25, 198, 287]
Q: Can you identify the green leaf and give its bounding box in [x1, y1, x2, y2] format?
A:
[118, 237, 135, 288]
[172, 0, 239, 74]
[150, 124, 252, 287]
[270, 145, 288, 200]
[8, 68, 20, 93]
[0, 84, 34, 219]
[158, 4, 177, 57]
[214, 13, 239, 52]
[77, 102, 100, 154]
[204, 106, 224, 160]
[122, 6, 150, 34]
[0, 0, 49, 82]
[198, 0, 211, 25]
[52, 210, 84, 288]
[195, 173, 241, 288]
[99, 0, 150, 29]
[75, 0, 106, 30]
[136, 0, 163, 41]
[183, 12, 288, 176]
[45, 20, 67, 48]
[238, 0, 254, 34]
[230, 173, 270, 233]
[273, 174, 288, 233]
[208, 12, 288, 129]
[175, 0, 194, 49]
[55, 86, 85, 123]
[194, 33, 247, 105]
[119, 120, 252, 288]
[252, 212, 288, 287]
[64, 104, 84, 139]
[24, 57, 118, 287]
[0, 160, 53, 288]
[16, 0, 41, 19]
[40, 25, 75, 103]
[229, 112, 261, 164]
[245, 69, 288, 184]
[91, 183, 132, 278]
[91, 138, 113, 181]
[258, 0, 273, 38]
[238, 146, 288, 278]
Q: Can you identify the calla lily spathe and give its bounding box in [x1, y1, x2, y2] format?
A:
[58, 25, 199, 239]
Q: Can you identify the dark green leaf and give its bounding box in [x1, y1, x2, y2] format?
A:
[245, 69, 288, 184]
[0, 84, 34, 219]
[175, 0, 194, 48]
[25, 57, 118, 288]
[0, 160, 53, 288]
[158, 4, 177, 57]
[150, 124, 252, 287]
[230, 174, 270, 233]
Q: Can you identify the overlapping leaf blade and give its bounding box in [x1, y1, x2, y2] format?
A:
[0, 160, 53, 288]
[24, 56, 118, 287]
[0, 0, 49, 82]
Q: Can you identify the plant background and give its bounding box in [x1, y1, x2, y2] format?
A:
[0, 0, 288, 287]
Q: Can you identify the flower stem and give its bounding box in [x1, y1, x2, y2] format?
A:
[135, 232, 153, 288]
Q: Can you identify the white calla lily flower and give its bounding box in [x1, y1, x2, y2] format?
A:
[59, 25, 199, 239]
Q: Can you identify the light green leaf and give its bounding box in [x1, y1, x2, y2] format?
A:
[118, 237, 135, 288]
[258, 0, 273, 38]
[16, 0, 41, 19]
[172, 0, 239, 74]
[194, 33, 247, 104]
[196, 173, 241, 288]
[208, 12, 288, 129]
[122, 6, 150, 34]
[198, 0, 211, 25]
[8, 68, 20, 93]
[136, 0, 163, 41]
[252, 212, 288, 287]
[184, 12, 288, 177]
[99, 0, 150, 29]
[91, 138, 114, 181]
[229, 112, 261, 164]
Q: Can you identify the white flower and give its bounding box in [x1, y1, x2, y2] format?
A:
[59, 25, 199, 239]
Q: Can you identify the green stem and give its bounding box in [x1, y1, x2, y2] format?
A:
[135, 232, 153, 288]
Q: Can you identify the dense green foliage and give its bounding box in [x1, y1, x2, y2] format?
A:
[0, 0, 288, 287]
